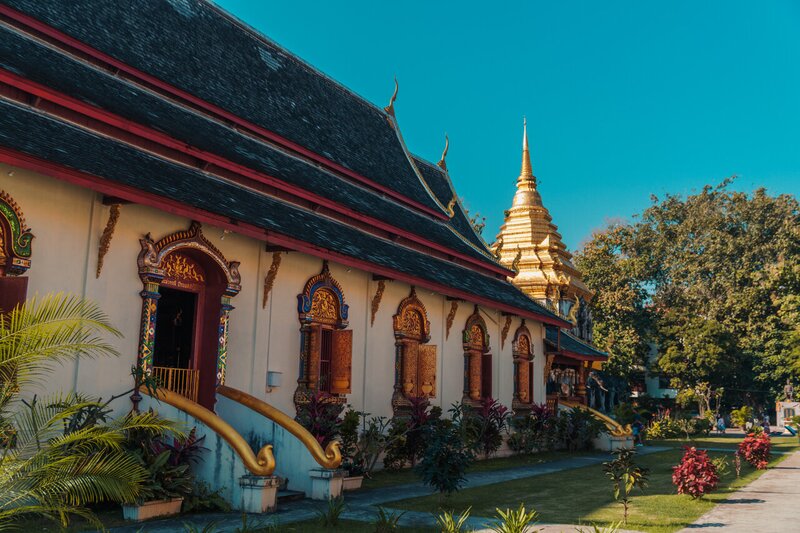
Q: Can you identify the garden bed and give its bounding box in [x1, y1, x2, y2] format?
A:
[387, 448, 792, 533]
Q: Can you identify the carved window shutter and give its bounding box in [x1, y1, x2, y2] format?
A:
[307, 325, 322, 390]
[403, 342, 419, 397]
[419, 344, 437, 398]
[330, 329, 353, 394]
[0, 276, 28, 317]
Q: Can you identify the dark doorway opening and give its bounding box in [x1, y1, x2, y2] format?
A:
[481, 354, 493, 399]
[153, 287, 197, 370]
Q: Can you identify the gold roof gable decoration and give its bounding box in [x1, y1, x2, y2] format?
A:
[491, 119, 591, 310]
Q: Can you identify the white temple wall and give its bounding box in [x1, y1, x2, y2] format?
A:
[2, 163, 550, 422]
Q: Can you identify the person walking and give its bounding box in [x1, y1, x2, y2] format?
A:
[717, 415, 726, 435]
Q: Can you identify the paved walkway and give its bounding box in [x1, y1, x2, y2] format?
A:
[110, 447, 667, 532]
[680, 450, 800, 532]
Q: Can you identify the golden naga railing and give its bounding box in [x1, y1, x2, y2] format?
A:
[559, 399, 633, 437]
[139, 386, 276, 476]
[217, 385, 342, 470]
[151, 366, 199, 403]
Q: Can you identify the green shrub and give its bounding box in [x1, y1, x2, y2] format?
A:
[507, 404, 558, 454]
[415, 409, 475, 496]
[436, 507, 473, 533]
[383, 397, 442, 470]
[646, 417, 681, 439]
[373, 507, 405, 532]
[603, 448, 649, 525]
[485, 503, 539, 533]
[556, 408, 604, 451]
[463, 397, 510, 457]
[612, 403, 637, 426]
[730, 406, 754, 430]
[315, 496, 346, 527]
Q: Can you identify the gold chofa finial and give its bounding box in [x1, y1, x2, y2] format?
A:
[437, 134, 449, 171]
[521, 116, 533, 178]
[384, 77, 399, 116]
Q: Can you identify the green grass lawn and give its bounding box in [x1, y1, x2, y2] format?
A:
[388, 447, 792, 533]
[273, 519, 432, 532]
[650, 434, 800, 452]
[363, 449, 599, 489]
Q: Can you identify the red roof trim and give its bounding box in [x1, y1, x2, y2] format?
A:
[0, 4, 450, 221]
[0, 147, 571, 328]
[0, 69, 510, 278]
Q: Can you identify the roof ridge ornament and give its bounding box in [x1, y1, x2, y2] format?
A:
[436, 134, 449, 171]
[384, 77, 399, 117]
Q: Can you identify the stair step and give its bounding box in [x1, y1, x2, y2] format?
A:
[277, 490, 305, 503]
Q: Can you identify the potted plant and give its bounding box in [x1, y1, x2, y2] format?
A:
[122, 428, 204, 521]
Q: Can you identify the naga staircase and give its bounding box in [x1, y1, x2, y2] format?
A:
[559, 399, 634, 451]
[139, 386, 343, 513]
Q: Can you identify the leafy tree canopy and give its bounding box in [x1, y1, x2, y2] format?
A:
[575, 179, 800, 404]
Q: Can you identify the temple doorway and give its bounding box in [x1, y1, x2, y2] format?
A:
[152, 287, 200, 402]
[136, 222, 241, 411]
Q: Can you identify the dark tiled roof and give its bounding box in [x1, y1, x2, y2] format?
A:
[411, 157, 493, 253]
[0, 99, 565, 324]
[0, 25, 502, 269]
[4, 0, 447, 215]
[545, 326, 607, 359]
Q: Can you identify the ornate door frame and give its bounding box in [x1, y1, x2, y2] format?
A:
[135, 222, 240, 408]
[462, 306, 490, 404]
[391, 287, 435, 413]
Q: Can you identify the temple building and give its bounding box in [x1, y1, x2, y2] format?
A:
[492, 121, 609, 413]
[0, 0, 627, 512]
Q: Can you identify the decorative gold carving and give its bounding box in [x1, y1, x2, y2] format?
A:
[501, 315, 512, 349]
[517, 334, 531, 357]
[384, 77, 399, 116]
[469, 324, 484, 346]
[511, 245, 522, 273]
[311, 289, 338, 322]
[162, 253, 205, 284]
[262, 251, 282, 309]
[437, 134, 449, 171]
[370, 279, 386, 326]
[469, 351, 482, 400]
[445, 300, 458, 339]
[544, 353, 555, 381]
[402, 342, 419, 396]
[137, 221, 240, 294]
[0, 189, 34, 275]
[559, 399, 633, 437]
[297, 261, 349, 327]
[393, 287, 431, 342]
[518, 359, 530, 402]
[217, 385, 342, 469]
[95, 203, 121, 278]
[567, 295, 580, 325]
[493, 235, 503, 260]
[330, 329, 353, 394]
[419, 344, 437, 397]
[446, 196, 457, 218]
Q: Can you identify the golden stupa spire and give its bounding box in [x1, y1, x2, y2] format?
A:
[520, 116, 533, 179]
[512, 117, 542, 208]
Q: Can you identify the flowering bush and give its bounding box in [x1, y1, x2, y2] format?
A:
[672, 446, 719, 499]
[465, 397, 510, 457]
[295, 391, 345, 446]
[738, 432, 771, 469]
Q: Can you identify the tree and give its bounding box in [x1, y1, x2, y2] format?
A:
[602, 448, 649, 525]
[0, 294, 174, 529]
[576, 179, 800, 404]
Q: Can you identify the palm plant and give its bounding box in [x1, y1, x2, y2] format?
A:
[0, 293, 175, 530]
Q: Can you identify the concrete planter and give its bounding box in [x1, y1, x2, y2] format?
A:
[122, 498, 183, 522]
[342, 475, 364, 491]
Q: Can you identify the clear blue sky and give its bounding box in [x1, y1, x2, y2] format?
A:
[214, 0, 800, 250]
